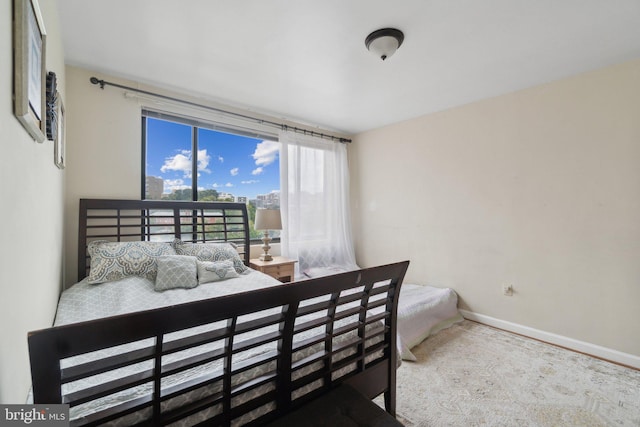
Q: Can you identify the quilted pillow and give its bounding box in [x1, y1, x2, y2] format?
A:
[155, 256, 198, 291]
[197, 260, 240, 284]
[172, 239, 249, 274]
[87, 240, 176, 284]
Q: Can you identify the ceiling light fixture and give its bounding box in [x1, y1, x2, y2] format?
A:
[365, 28, 404, 61]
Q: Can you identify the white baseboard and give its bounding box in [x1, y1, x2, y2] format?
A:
[459, 309, 640, 370]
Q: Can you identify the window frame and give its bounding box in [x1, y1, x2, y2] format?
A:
[141, 109, 281, 243]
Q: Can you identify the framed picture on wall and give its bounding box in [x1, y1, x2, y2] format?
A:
[54, 94, 65, 169]
[13, 0, 47, 143]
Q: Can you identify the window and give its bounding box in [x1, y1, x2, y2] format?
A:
[142, 111, 281, 240]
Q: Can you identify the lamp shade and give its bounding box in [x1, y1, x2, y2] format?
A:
[254, 209, 282, 231]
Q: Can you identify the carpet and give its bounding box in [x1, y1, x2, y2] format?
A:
[380, 320, 640, 426]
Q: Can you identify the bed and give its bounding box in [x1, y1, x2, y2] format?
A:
[28, 199, 409, 426]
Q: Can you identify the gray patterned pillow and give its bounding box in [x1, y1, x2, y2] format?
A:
[197, 260, 240, 284]
[172, 239, 249, 274]
[155, 256, 198, 291]
[87, 240, 176, 284]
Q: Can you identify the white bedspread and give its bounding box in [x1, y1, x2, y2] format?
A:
[55, 270, 280, 327]
[397, 284, 464, 361]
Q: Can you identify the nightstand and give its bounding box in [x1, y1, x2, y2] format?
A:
[250, 256, 297, 282]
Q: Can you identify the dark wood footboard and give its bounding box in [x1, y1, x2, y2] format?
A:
[29, 261, 409, 426]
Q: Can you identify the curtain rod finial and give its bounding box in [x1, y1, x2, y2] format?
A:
[90, 77, 105, 89]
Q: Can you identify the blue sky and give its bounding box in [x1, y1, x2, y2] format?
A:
[146, 118, 280, 199]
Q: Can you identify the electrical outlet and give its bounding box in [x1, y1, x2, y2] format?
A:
[502, 284, 514, 296]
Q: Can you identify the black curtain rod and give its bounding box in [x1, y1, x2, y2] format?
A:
[89, 77, 352, 144]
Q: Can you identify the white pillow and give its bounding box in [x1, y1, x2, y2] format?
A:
[197, 260, 240, 284]
[154, 256, 198, 291]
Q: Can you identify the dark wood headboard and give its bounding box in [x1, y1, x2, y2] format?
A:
[78, 199, 251, 280]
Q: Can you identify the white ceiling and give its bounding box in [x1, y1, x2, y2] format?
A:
[57, 0, 640, 135]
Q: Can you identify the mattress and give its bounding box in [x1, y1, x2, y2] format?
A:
[397, 284, 464, 361]
[298, 269, 463, 362]
[54, 270, 280, 327]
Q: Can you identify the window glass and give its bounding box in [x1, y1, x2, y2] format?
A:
[145, 118, 193, 200]
[143, 114, 280, 240]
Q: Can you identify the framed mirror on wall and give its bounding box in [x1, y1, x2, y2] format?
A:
[13, 0, 47, 142]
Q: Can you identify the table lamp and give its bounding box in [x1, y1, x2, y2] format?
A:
[254, 209, 282, 261]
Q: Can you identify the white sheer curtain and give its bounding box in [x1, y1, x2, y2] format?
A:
[279, 129, 358, 277]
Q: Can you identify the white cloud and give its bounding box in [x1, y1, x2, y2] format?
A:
[212, 182, 233, 188]
[252, 167, 264, 175]
[230, 167, 239, 176]
[161, 151, 191, 175]
[160, 149, 211, 178]
[252, 140, 279, 167]
[197, 149, 211, 173]
[218, 156, 224, 163]
[164, 179, 189, 193]
[241, 180, 260, 184]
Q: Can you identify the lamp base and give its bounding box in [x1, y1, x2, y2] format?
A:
[260, 231, 273, 261]
[259, 253, 273, 262]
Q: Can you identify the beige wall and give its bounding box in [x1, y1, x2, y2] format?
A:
[0, 0, 66, 402]
[63, 67, 142, 285]
[350, 59, 640, 358]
